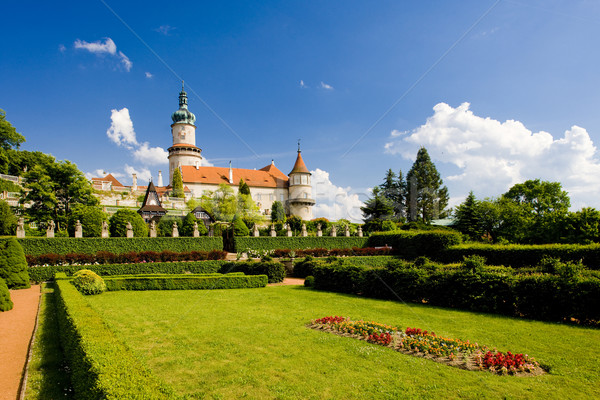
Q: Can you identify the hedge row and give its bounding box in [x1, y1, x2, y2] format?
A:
[14, 237, 224, 256]
[441, 243, 600, 269]
[233, 237, 369, 252]
[367, 230, 462, 259]
[54, 278, 179, 399]
[28, 260, 228, 283]
[292, 256, 400, 278]
[221, 261, 286, 283]
[26, 249, 227, 267]
[271, 247, 392, 258]
[103, 273, 268, 291]
[311, 262, 600, 324]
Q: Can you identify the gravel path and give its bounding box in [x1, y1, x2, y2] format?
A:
[0, 285, 41, 400]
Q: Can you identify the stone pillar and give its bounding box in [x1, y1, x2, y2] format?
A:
[357, 226, 363, 237]
[270, 224, 277, 237]
[193, 222, 199, 237]
[149, 220, 157, 238]
[74, 220, 83, 238]
[331, 225, 337, 237]
[286, 224, 293, 237]
[126, 222, 134, 238]
[301, 223, 307, 237]
[345, 226, 350, 237]
[252, 225, 259, 237]
[172, 222, 179, 238]
[158, 170, 163, 187]
[317, 223, 322, 237]
[209, 225, 214, 237]
[46, 220, 55, 238]
[132, 173, 137, 192]
[16, 217, 25, 238]
[101, 220, 109, 238]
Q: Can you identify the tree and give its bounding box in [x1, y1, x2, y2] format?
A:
[238, 178, 251, 195]
[271, 201, 286, 223]
[108, 209, 148, 237]
[0, 109, 25, 150]
[212, 184, 237, 221]
[361, 186, 394, 222]
[171, 168, 185, 198]
[20, 165, 57, 227]
[453, 192, 482, 240]
[379, 169, 406, 219]
[406, 147, 449, 223]
[157, 216, 183, 237]
[502, 179, 570, 218]
[231, 214, 249, 236]
[0, 200, 17, 236]
[287, 215, 303, 232]
[561, 207, 600, 244]
[181, 212, 207, 236]
[0, 238, 30, 289]
[67, 204, 107, 237]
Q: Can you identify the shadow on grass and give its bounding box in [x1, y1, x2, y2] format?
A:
[25, 283, 73, 399]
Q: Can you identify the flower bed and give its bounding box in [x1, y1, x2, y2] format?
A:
[308, 316, 545, 376]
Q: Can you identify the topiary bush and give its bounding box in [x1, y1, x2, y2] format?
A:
[304, 275, 314, 287]
[68, 204, 108, 237]
[0, 199, 17, 236]
[71, 269, 106, 295]
[232, 214, 249, 236]
[108, 209, 148, 237]
[157, 216, 183, 237]
[0, 238, 30, 289]
[0, 277, 13, 311]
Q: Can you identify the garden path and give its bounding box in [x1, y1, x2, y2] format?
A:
[269, 277, 304, 286]
[0, 285, 40, 400]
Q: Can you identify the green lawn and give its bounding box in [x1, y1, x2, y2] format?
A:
[83, 286, 600, 399]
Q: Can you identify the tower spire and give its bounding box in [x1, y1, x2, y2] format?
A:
[297, 138, 301, 152]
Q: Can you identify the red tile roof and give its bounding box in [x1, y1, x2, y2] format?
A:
[289, 151, 310, 174]
[91, 173, 124, 187]
[181, 164, 289, 188]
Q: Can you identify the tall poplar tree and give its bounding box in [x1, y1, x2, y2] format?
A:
[171, 168, 185, 198]
[406, 147, 449, 223]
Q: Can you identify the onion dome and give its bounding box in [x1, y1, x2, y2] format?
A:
[171, 83, 196, 125]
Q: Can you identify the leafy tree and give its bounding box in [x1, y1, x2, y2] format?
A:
[406, 147, 449, 223]
[67, 204, 107, 237]
[5, 150, 55, 177]
[502, 179, 570, 218]
[232, 214, 249, 236]
[108, 209, 148, 237]
[212, 184, 238, 221]
[20, 165, 57, 227]
[561, 207, 600, 244]
[361, 186, 394, 222]
[0, 238, 30, 289]
[181, 212, 207, 236]
[0, 179, 21, 192]
[157, 216, 183, 237]
[0, 109, 25, 150]
[271, 200, 286, 223]
[238, 178, 251, 195]
[0, 200, 17, 235]
[287, 215, 303, 232]
[453, 191, 482, 240]
[171, 168, 185, 198]
[237, 192, 260, 221]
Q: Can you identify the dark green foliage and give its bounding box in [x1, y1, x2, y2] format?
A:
[453, 191, 482, 240]
[222, 261, 285, 283]
[361, 187, 394, 222]
[293, 256, 317, 278]
[367, 230, 462, 258]
[0, 178, 21, 192]
[271, 201, 286, 223]
[304, 275, 314, 287]
[171, 168, 185, 198]
[0, 238, 30, 288]
[286, 215, 303, 232]
[157, 216, 183, 237]
[232, 214, 249, 236]
[234, 237, 369, 252]
[14, 237, 224, 256]
[67, 204, 107, 237]
[71, 270, 106, 295]
[109, 209, 148, 237]
[181, 212, 207, 236]
[0, 199, 17, 235]
[103, 274, 267, 291]
[0, 277, 13, 311]
[238, 178, 251, 195]
[28, 260, 227, 283]
[406, 147, 449, 222]
[54, 279, 180, 399]
[461, 255, 486, 273]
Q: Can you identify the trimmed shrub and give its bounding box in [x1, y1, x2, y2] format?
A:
[304, 275, 314, 287]
[232, 215, 249, 236]
[293, 256, 317, 278]
[221, 260, 285, 283]
[67, 204, 108, 237]
[0, 277, 13, 311]
[0, 238, 30, 289]
[234, 237, 369, 252]
[71, 269, 106, 295]
[15, 237, 224, 256]
[181, 212, 207, 237]
[103, 274, 268, 291]
[0, 199, 17, 236]
[157, 216, 183, 237]
[367, 230, 462, 259]
[109, 209, 148, 237]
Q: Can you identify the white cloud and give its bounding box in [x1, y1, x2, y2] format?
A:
[155, 25, 175, 35]
[320, 81, 334, 90]
[74, 38, 132, 71]
[133, 142, 168, 165]
[145, 72, 153, 79]
[311, 168, 366, 222]
[124, 164, 153, 185]
[58, 44, 66, 53]
[300, 80, 307, 88]
[84, 169, 124, 180]
[107, 108, 138, 149]
[201, 157, 214, 167]
[385, 102, 600, 210]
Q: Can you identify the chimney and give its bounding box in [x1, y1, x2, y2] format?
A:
[132, 173, 137, 192]
[271, 159, 274, 166]
[158, 170, 163, 187]
[229, 161, 233, 184]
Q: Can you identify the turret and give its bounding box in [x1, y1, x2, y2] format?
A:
[287, 142, 315, 220]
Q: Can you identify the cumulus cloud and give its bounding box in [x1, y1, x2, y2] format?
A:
[74, 38, 132, 71]
[107, 108, 138, 149]
[320, 81, 334, 90]
[385, 102, 600, 210]
[311, 168, 366, 222]
[58, 44, 66, 53]
[133, 142, 168, 165]
[145, 72, 153, 79]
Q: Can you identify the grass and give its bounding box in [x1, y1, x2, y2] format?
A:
[24, 283, 73, 399]
[82, 286, 600, 399]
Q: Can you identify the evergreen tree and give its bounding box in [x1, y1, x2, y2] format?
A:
[172, 168, 185, 198]
[0, 109, 25, 174]
[0, 238, 30, 289]
[0, 200, 17, 236]
[238, 178, 251, 195]
[232, 214, 249, 236]
[361, 186, 394, 222]
[406, 147, 449, 223]
[378, 169, 407, 220]
[108, 209, 148, 237]
[271, 201, 286, 223]
[453, 191, 482, 240]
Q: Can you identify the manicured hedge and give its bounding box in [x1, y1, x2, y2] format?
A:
[221, 261, 286, 283]
[28, 260, 228, 283]
[14, 237, 223, 256]
[103, 273, 268, 291]
[311, 262, 600, 324]
[54, 279, 180, 399]
[0, 277, 13, 311]
[233, 237, 368, 252]
[292, 256, 400, 278]
[441, 243, 600, 269]
[367, 230, 462, 259]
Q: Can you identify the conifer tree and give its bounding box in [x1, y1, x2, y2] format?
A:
[171, 168, 185, 198]
[406, 147, 449, 223]
[238, 178, 251, 195]
[453, 191, 482, 240]
[271, 201, 286, 223]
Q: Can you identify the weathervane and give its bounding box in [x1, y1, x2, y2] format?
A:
[298, 139, 301, 152]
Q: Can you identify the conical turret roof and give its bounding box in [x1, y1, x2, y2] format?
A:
[289, 151, 310, 175]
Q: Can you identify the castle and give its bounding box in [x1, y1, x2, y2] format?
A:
[93, 86, 315, 220]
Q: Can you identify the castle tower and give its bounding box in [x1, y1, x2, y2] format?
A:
[168, 83, 203, 183]
[287, 143, 315, 220]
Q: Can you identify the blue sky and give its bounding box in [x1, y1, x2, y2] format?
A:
[2, 1, 600, 221]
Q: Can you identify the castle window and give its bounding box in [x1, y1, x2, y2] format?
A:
[301, 175, 307, 185]
[280, 194, 284, 202]
[304, 193, 308, 199]
[269, 194, 274, 201]
[294, 176, 300, 185]
[257, 193, 262, 201]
